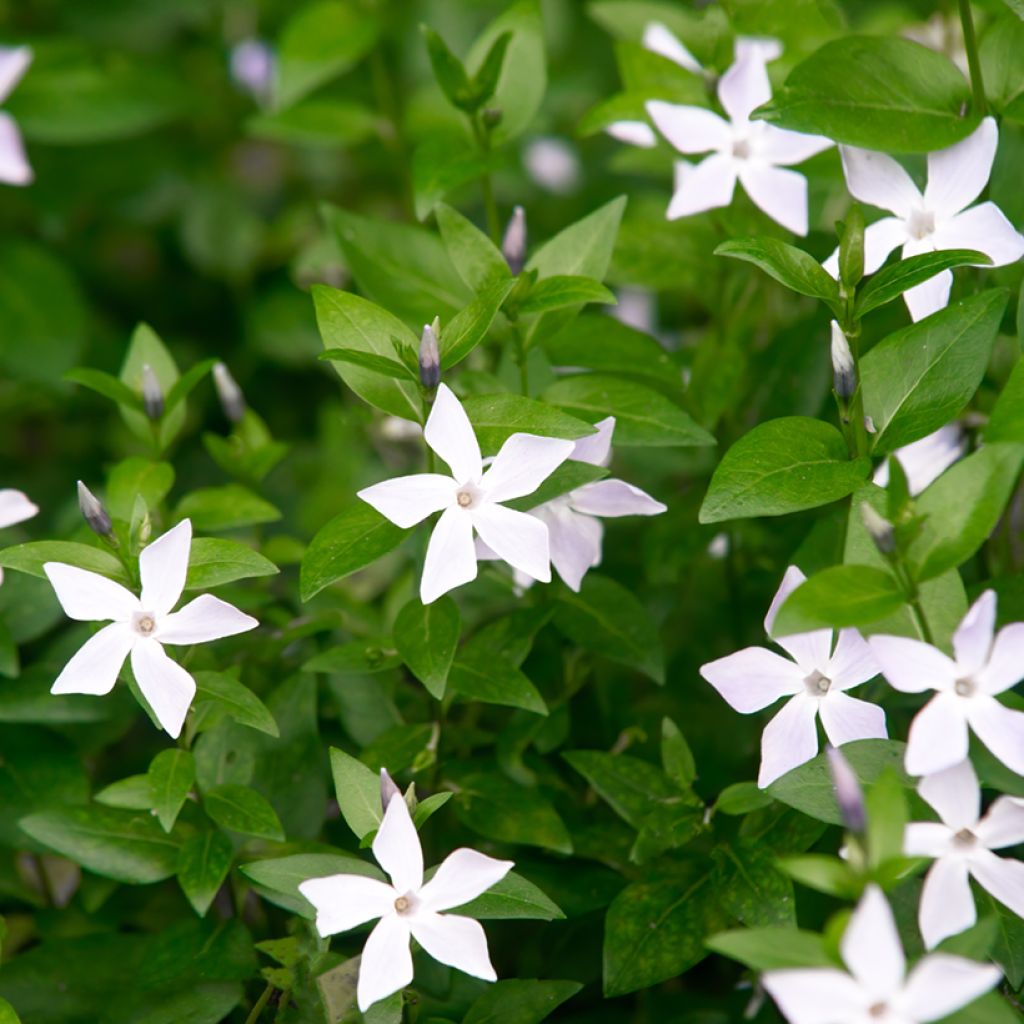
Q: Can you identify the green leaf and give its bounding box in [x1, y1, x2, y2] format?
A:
[772, 565, 906, 634]
[95, 775, 154, 811]
[661, 719, 697, 789]
[193, 671, 279, 738]
[0, 541, 128, 584]
[861, 290, 1008, 454]
[452, 870, 564, 921]
[303, 640, 401, 675]
[202, 784, 285, 841]
[758, 36, 978, 152]
[241, 852, 382, 916]
[177, 831, 234, 917]
[715, 782, 773, 816]
[980, 16, 1024, 114]
[176, 485, 280, 532]
[393, 597, 460, 700]
[700, 418, 870, 524]
[448, 647, 547, 715]
[504, 460, 608, 512]
[715, 237, 840, 307]
[148, 749, 196, 833]
[462, 980, 582, 1024]
[319, 347, 417, 381]
[412, 133, 496, 221]
[64, 367, 144, 411]
[706, 927, 834, 971]
[435, 203, 511, 294]
[984, 358, 1024, 444]
[461, 392, 595, 451]
[855, 250, 992, 317]
[712, 841, 796, 927]
[0, 996, 20, 1024]
[248, 97, 377, 147]
[119, 322, 184, 450]
[527, 196, 627, 282]
[164, 358, 217, 415]
[106, 458, 175, 521]
[422, 26, 473, 109]
[518, 275, 616, 315]
[441, 277, 517, 369]
[777, 854, 859, 898]
[329, 747, 383, 840]
[470, 31, 513, 107]
[300, 504, 407, 601]
[185, 538, 278, 590]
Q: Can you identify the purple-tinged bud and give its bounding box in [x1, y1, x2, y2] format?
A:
[380, 768, 401, 812]
[140, 364, 164, 420]
[826, 745, 866, 834]
[502, 205, 526, 275]
[860, 502, 896, 556]
[418, 320, 441, 390]
[830, 322, 856, 400]
[213, 362, 246, 423]
[77, 480, 113, 539]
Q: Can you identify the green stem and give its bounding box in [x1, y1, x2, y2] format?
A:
[471, 116, 500, 242]
[958, 0, 987, 117]
[244, 984, 274, 1024]
[907, 596, 934, 645]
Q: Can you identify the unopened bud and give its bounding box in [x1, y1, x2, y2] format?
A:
[380, 768, 401, 812]
[830, 322, 856, 400]
[502, 205, 526, 275]
[482, 107, 503, 129]
[213, 362, 246, 423]
[826, 746, 866, 834]
[418, 320, 441, 390]
[860, 502, 896, 556]
[77, 481, 113, 539]
[140, 364, 164, 420]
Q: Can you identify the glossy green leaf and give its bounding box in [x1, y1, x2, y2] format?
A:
[185, 539, 278, 590]
[193, 671, 279, 738]
[462, 980, 582, 1024]
[706, 927, 834, 971]
[148, 749, 196, 833]
[855, 250, 991, 317]
[329, 747, 383, 840]
[449, 647, 547, 714]
[177, 830, 234, 917]
[435, 203, 511, 294]
[715, 237, 840, 306]
[461, 392, 595, 451]
[393, 597, 460, 699]
[202, 784, 285, 841]
[773, 565, 905, 634]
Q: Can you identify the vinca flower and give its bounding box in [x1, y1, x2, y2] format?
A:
[868, 590, 1024, 777]
[872, 424, 965, 495]
[358, 383, 574, 604]
[0, 487, 38, 585]
[299, 789, 513, 1012]
[700, 566, 884, 788]
[824, 118, 1024, 320]
[906, 759, 1024, 949]
[0, 45, 32, 186]
[43, 519, 257, 738]
[763, 885, 1000, 1024]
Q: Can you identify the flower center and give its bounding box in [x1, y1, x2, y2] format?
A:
[132, 612, 157, 637]
[393, 893, 415, 915]
[953, 827, 977, 850]
[456, 490, 473, 508]
[907, 207, 935, 240]
[804, 669, 832, 696]
[954, 676, 977, 698]
[868, 1003, 888, 1019]
[732, 137, 751, 160]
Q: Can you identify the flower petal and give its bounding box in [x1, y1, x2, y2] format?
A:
[875, 424, 965, 496]
[51, 622, 134, 696]
[738, 163, 809, 235]
[700, 646, 803, 714]
[906, 694, 969, 777]
[966, 695, 1024, 777]
[0, 488, 37, 529]
[157, 594, 258, 645]
[969, 848, 1024, 921]
[358, 474, 455, 528]
[904, 822, 954, 858]
[408, 911, 496, 981]
[472, 503, 551, 583]
[900, 952, 1000, 1021]
[420, 849, 514, 913]
[130, 638, 197, 738]
[822, 216, 908, 279]
[642, 22, 702, 73]
[841, 885, 905, 1000]
[976, 796, 1024, 850]
[949, 590, 995, 677]
[903, 266, 952, 322]
[373, 793, 423, 894]
[356, 915, 413, 1013]
[840, 146, 922, 218]
[762, 968, 867, 1024]
[569, 416, 614, 467]
[139, 519, 192, 617]
[867, 635, 958, 693]
[482, 433, 573, 503]
[717, 47, 772, 124]
[298, 874, 395, 936]
[934, 202, 1024, 267]
[764, 566, 832, 672]
[424, 383, 482, 483]
[978, 622, 1024, 695]
[819, 692, 887, 747]
[645, 101, 731, 154]
[758, 694, 820, 788]
[828, 629, 879, 690]
[543, 504, 602, 592]
[606, 120, 657, 148]
[44, 562, 139, 623]
[568, 479, 666, 518]
[918, 759, 980, 830]
[665, 153, 737, 219]
[0, 46, 32, 103]
[757, 125, 833, 166]
[919, 857, 976, 950]
[0, 112, 31, 187]
[421, 507, 477, 605]
[924, 116, 998, 218]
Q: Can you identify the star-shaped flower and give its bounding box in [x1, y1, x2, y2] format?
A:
[823, 118, 1024, 321]
[906, 758, 1024, 949]
[868, 590, 1024, 777]
[299, 788, 513, 1012]
[700, 566, 884, 788]
[0, 487, 38, 586]
[358, 383, 574, 604]
[763, 885, 1000, 1024]
[872, 424, 965, 496]
[0, 46, 33, 186]
[644, 45, 832, 234]
[43, 519, 257, 737]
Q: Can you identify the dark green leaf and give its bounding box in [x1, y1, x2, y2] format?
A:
[461, 392, 595, 451]
[393, 597, 460, 699]
[177, 831, 234, 917]
[462, 979, 581, 1024]
[855, 250, 992, 317]
[64, 368, 144, 411]
[449, 648, 547, 714]
[0, 542, 128, 584]
[202, 784, 284, 841]
[329, 747, 383, 840]
[715, 237, 839, 306]
[318, 347, 417, 382]
[773, 565, 905, 634]
[193, 671, 279, 738]
[148, 749, 196, 833]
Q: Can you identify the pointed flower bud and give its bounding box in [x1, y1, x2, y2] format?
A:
[213, 362, 246, 423]
[140, 364, 164, 420]
[418, 320, 441, 390]
[77, 480, 113, 539]
[380, 767, 401, 812]
[830, 322, 856, 400]
[826, 746, 866, 834]
[860, 502, 896, 556]
[502, 205, 526, 275]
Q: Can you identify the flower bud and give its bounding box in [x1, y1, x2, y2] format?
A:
[213, 362, 246, 423]
[380, 768, 401, 812]
[830, 322, 856, 400]
[76, 481, 113, 539]
[140, 364, 164, 420]
[826, 746, 866, 834]
[860, 502, 896, 556]
[502, 205, 526, 275]
[418, 320, 441, 390]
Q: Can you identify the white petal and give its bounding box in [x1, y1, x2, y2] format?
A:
[978, 622, 1024, 695]
[700, 646, 804, 713]
[764, 566, 832, 672]
[867, 635, 958, 693]
[130, 639, 197, 738]
[0, 112, 31, 186]
[157, 594, 258, 645]
[665, 153, 737, 219]
[139, 519, 192, 617]
[358, 474, 455, 528]
[43, 562, 139, 623]
[472, 503, 550, 583]
[976, 796, 1024, 850]
[906, 694, 970, 777]
[735, 37, 783, 65]
[605, 121, 657, 148]
[935, 202, 1024, 267]
[756, 125, 833, 166]
[482, 433, 573, 503]
[544, 504, 602, 592]
[918, 759, 980, 830]
[764, 565, 807, 633]
[880, 424, 965, 496]
[828, 630, 879, 690]
[966, 696, 1024, 777]
[905, 822, 955, 858]
[924, 117, 998, 218]
[841, 885, 905, 1000]
[421, 507, 477, 604]
[568, 480, 666, 518]
[420, 849, 514, 913]
[357, 915, 413, 1013]
[762, 968, 867, 1024]
[50, 623, 134, 696]
[373, 793, 423, 894]
[408, 911, 496, 982]
[717, 47, 772, 125]
[819, 692, 887, 747]
[918, 857, 976, 949]
[645, 101, 732, 155]
[570, 416, 614, 467]
[0, 488, 37, 528]
[424, 384, 482, 483]
[840, 146, 922, 218]
[0, 46, 32, 103]
[969, 848, 1024, 921]
[951, 590, 996, 678]
[642, 22, 702, 74]
[903, 267, 952, 322]
[899, 953, 1000, 1021]
[738, 162, 809, 235]
[863, 217, 911, 274]
[298, 874, 396, 936]
[759, 694, 820, 788]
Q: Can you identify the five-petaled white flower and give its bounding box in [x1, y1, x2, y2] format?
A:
[700, 566, 884, 788]
[868, 590, 1024, 778]
[645, 45, 832, 234]
[763, 884, 1000, 1024]
[0, 487, 38, 586]
[43, 519, 257, 738]
[358, 383, 574, 605]
[906, 758, 1024, 949]
[824, 117, 1024, 321]
[299, 788, 513, 1012]
[872, 423, 965, 496]
[0, 46, 33, 186]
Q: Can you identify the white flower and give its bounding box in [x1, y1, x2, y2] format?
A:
[873, 424, 965, 495]
[299, 789, 513, 1012]
[906, 759, 1024, 949]
[824, 118, 1024, 321]
[0, 487, 38, 586]
[644, 46, 832, 234]
[43, 519, 257, 738]
[358, 384, 574, 605]
[0, 46, 32, 186]
[523, 137, 580, 194]
[700, 566, 884, 788]
[868, 590, 1024, 777]
[230, 38, 275, 105]
[763, 885, 1000, 1024]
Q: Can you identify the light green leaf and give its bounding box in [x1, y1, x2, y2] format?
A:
[772, 565, 905, 634]
[329, 747, 383, 840]
[106, 458, 175, 521]
[855, 250, 991, 317]
[715, 237, 840, 306]
[441, 277, 517, 369]
[119, 323, 184, 450]
[202, 784, 285, 841]
[435, 203, 511, 294]
[518, 276, 616, 315]
[527, 196, 627, 282]
[412, 132, 494, 221]
[706, 927, 834, 971]
[461, 392, 595, 452]
[248, 98, 377, 147]
[241, 852, 382, 916]
[193, 671, 279, 738]
[185, 539, 278, 590]
[176, 485, 280, 532]
[984, 358, 1024, 444]
[0, 542, 128, 584]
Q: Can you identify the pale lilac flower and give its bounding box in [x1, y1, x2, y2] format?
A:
[299, 790, 513, 1012]
[523, 137, 580, 194]
[700, 566, 884, 788]
[906, 759, 1024, 948]
[358, 384, 574, 604]
[0, 46, 33, 186]
[872, 424, 965, 495]
[230, 38, 275, 105]
[763, 885, 1000, 1024]
[0, 487, 38, 586]
[824, 118, 1024, 320]
[869, 590, 1024, 778]
[43, 519, 257, 738]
